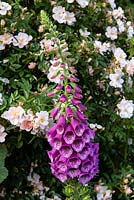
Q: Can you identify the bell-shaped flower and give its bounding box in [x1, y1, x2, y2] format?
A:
[71, 118, 85, 136]
[76, 110, 87, 121]
[68, 168, 80, 179]
[67, 153, 81, 168]
[65, 107, 74, 118]
[82, 128, 95, 143]
[79, 173, 92, 185]
[50, 107, 59, 118]
[81, 159, 93, 173]
[56, 157, 68, 172]
[55, 172, 68, 183]
[63, 124, 75, 144]
[72, 138, 85, 152]
[51, 135, 62, 150]
[78, 145, 90, 160]
[48, 149, 60, 162]
[56, 115, 66, 134]
[60, 145, 73, 158]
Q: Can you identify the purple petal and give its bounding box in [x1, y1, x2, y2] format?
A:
[77, 104, 87, 111]
[57, 161, 67, 172]
[81, 160, 93, 173]
[68, 168, 80, 178]
[72, 138, 85, 152]
[65, 85, 72, 93]
[71, 98, 81, 105]
[78, 146, 90, 160]
[74, 92, 83, 99]
[63, 124, 75, 144]
[60, 145, 73, 158]
[67, 154, 81, 168]
[50, 107, 59, 118]
[78, 173, 92, 185]
[56, 84, 63, 90]
[55, 172, 68, 182]
[82, 128, 95, 143]
[48, 149, 60, 162]
[56, 115, 66, 135]
[59, 94, 67, 103]
[65, 107, 74, 118]
[76, 110, 87, 122]
[74, 85, 82, 93]
[52, 136, 62, 150]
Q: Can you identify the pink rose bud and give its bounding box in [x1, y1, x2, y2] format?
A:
[28, 62, 36, 69]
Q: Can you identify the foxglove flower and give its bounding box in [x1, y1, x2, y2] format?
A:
[46, 49, 99, 185]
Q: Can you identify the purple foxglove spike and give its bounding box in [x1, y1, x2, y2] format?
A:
[71, 118, 85, 137]
[47, 91, 56, 97]
[65, 107, 74, 118]
[50, 107, 59, 118]
[74, 85, 82, 93]
[78, 173, 92, 185]
[56, 84, 63, 90]
[77, 104, 87, 111]
[52, 136, 62, 150]
[48, 149, 60, 162]
[71, 98, 81, 105]
[65, 85, 72, 93]
[68, 168, 80, 178]
[60, 145, 73, 158]
[55, 172, 68, 183]
[72, 138, 85, 152]
[56, 115, 66, 135]
[67, 154, 81, 168]
[78, 146, 90, 160]
[81, 160, 93, 173]
[59, 94, 67, 103]
[76, 110, 87, 122]
[74, 92, 83, 99]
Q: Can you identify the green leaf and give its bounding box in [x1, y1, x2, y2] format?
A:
[0, 166, 8, 183]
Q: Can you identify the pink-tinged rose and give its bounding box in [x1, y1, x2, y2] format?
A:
[28, 62, 36, 69]
[20, 120, 33, 131]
